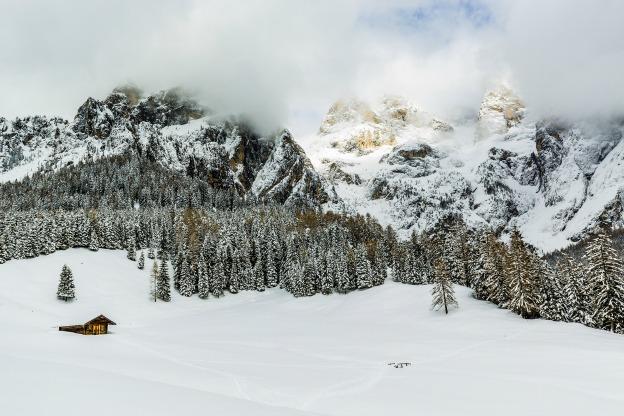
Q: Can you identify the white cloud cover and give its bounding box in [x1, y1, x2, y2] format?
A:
[0, 0, 622, 135]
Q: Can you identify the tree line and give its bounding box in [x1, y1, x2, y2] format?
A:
[1, 153, 622, 334]
[3, 205, 622, 333]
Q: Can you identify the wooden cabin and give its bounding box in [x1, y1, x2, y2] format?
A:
[59, 315, 116, 335]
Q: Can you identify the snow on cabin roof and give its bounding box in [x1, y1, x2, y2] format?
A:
[84, 315, 116, 325]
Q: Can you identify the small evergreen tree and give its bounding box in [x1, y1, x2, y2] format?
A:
[178, 257, 194, 297]
[254, 263, 265, 292]
[540, 264, 566, 321]
[335, 251, 350, 294]
[137, 251, 145, 270]
[57, 265, 75, 302]
[372, 244, 387, 286]
[150, 260, 159, 302]
[198, 255, 210, 299]
[127, 236, 136, 261]
[211, 259, 225, 298]
[265, 253, 278, 288]
[506, 229, 541, 318]
[355, 245, 373, 289]
[88, 228, 99, 252]
[157, 261, 171, 302]
[431, 259, 458, 314]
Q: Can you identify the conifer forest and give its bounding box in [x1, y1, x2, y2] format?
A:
[2, 153, 623, 334]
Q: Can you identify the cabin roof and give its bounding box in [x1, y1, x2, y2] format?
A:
[84, 315, 116, 325]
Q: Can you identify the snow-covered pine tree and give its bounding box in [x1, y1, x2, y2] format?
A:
[584, 228, 624, 332]
[280, 238, 299, 292]
[320, 251, 334, 295]
[335, 250, 350, 294]
[88, 227, 99, 252]
[138, 251, 145, 270]
[147, 246, 155, 260]
[445, 222, 470, 286]
[211, 257, 225, 298]
[479, 233, 508, 306]
[471, 232, 490, 300]
[569, 255, 590, 324]
[150, 260, 159, 302]
[265, 252, 278, 288]
[540, 263, 566, 321]
[57, 264, 75, 302]
[198, 254, 210, 299]
[413, 236, 432, 285]
[126, 235, 136, 261]
[431, 258, 458, 314]
[302, 256, 317, 296]
[157, 261, 171, 302]
[288, 260, 306, 297]
[391, 248, 407, 283]
[355, 244, 373, 289]
[178, 257, 194, 297]
[383, 225, 399, 270]
[173, 247, 184, 291]
[237, 237, 253, 291]
[254, 262, 266, 292]
[0, 233, 7, 264]
[556, 255, 582, 321]
[506, 229, 541, 318]
[372, 243, 386, 286]
[267, 229, 282, 284]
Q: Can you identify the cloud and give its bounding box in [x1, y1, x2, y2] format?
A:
[493, 0, 624, 120]
[0, 0, 622, 135]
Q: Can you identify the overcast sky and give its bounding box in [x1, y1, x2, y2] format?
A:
[1, 0, 623, 135]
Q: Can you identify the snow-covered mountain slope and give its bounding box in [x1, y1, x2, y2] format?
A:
[2, 85, 623, 249]
[301, 91, 624, 251]
[2, 249, 624, 416]
[0, 87, 329, 207]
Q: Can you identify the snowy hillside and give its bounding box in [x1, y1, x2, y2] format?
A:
[0, 87, 329, 208]
[1, 249, 623, 415]
[300, 88, 624, 251]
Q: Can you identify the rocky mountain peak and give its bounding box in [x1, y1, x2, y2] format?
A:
[111, 84, 143, 107]
[132, 87, 207, 127]
[251, 130, 330, 207]
[318, 96, 453, 154]
[71, 86, 208, 141]
[475, 85, 525, 141]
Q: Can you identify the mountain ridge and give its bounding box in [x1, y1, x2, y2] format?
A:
[300, 90, 624, 251]
[0, 87, 329, 208]
[2, 85, 623, 251]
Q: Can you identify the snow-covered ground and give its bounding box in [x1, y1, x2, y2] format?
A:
[1, 249, 623, 415]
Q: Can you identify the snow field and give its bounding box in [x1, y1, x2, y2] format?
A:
[1, 249, 623, 415]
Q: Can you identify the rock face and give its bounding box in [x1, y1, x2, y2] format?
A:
[0, 88, 328, 208]
[325, 162, 362, 185]
[475, 85, 525, 141]
[301, 88, 624, 251]
[319, 96, 453, 154]
[251, 131, 329, 207]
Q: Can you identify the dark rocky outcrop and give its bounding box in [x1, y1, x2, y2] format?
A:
[251, 131, 329, 207]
